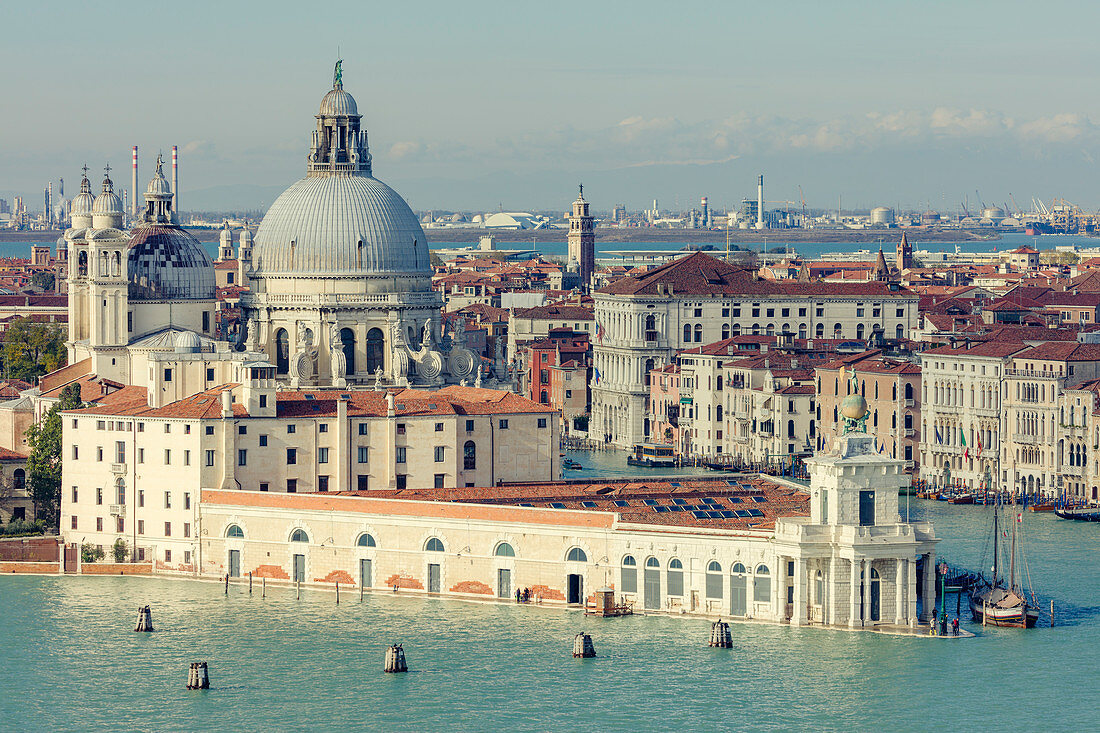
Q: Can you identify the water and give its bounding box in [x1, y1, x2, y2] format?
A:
[2, 467, 1099, 731]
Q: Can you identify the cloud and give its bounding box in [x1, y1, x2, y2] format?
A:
[389, 141, 421, 159]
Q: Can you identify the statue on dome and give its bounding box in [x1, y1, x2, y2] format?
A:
[333, 59, 343, 86]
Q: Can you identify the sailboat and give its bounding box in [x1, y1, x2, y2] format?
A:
[968, 481, 1039, 628]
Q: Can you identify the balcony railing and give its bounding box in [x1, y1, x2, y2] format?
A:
[1005, 369, 1062, 379]
[108, 504, 123, 516]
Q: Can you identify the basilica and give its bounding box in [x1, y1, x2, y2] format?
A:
[62, 70, 499, 392]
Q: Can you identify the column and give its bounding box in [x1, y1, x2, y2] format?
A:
[894, 558, 906, 625]
[848, 558, 859, 628]
[792, 557, 807, 627]
[861, 560, 871, 626]
[828, 556, 837, 626]
[907, 556, 918, 627]
[921, 551, 936, 622]
[774, 557, 785, 621]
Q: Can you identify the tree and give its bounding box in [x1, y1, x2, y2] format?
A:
[729, 250, 760, 270]
[25, 383, 83, 528]
[31, 271, 55, 291]
[1, 318, 66, 381]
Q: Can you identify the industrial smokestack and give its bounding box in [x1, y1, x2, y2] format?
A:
[756, 174, 764, 229]
[131, 146, 138, 217]
[45, 184, 51, 227]
[701, 196, 708, 226]
[59, 178, 64, 198]
[171, 145, 178, 223]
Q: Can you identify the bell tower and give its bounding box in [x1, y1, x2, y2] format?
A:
[896, 232, 913, 271]
[217, 222, 234, 262]
[567, 184, 595, 286]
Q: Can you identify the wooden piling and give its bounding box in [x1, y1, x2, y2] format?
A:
[709, 619, 733, 648]
[224, 574, 229, 595]
[262, 576, 266, 598]
[360, 582, 364, 601]
[384, 644, 408, 673]
[572, 633, 596, 658]
[133, 605, 154, 632]
[249, 572, 253, 595]
[186, 662, 210, 690]
[1051, 600, 1054, 628]
[336, 581, 340, 605]
[296, 580, 300, 600]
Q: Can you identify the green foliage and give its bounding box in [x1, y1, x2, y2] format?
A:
[31, 271, 55, 291]
[111, 538, 129, 563]
[25, 383, 83, 529]
[429, 250, 443, 267]
[0, 517, 46, 537]
[572, 414, 588, 432]
[81, 543, 105, 564]
[1, 318, 66, 381]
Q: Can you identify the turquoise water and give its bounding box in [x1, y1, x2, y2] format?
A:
[2, 497, 1098, 731]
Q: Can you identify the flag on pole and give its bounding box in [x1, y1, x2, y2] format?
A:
[961, 429, 969, 460]
[593, 367, 601, 384]
[934, 425, 942, 444]
[596, 322, 605, 343]
[977, 430, 983, 459]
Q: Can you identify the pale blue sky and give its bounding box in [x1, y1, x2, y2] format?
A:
[4, 0, 1100, 213]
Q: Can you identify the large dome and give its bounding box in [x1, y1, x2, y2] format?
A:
[251, 172, 431, 277]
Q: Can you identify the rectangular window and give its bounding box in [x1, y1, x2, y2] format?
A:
[138, 490, 144, 507]
[184, 493, 191, 510]
[183, 522, 191, 538]
[434, 473, 445, 488]
[858, 490, 875, 526]
[259, 482, 269, 492]
[286, 448, 297, 465]
[137, 520, 144, 535]
[96, 487, 103, 505]
[97, 420, 105, 431]
[359, 423, 368, 436]
[435, 422, 444, 432]
[434, 446, 445, 462]
[286, 479, 297, 493]
[97, 446, 103, 462]
[318, 447, 329, 464]
[138, 448, 144, 464]
[259, 434, 268, 447]
[396, 447, 407, 463]
[164, 449, 171, 465]
[259, 395, 267, 409]
[96, 517, 103, 531]
[238, 425, 247, 435]
[238, 449, 247, 466]
[287, 424, 296, 434]
[164, 368, 172, 383]
[137, 422, 144, 432]
[164, 424, 171, 434]
[205, 450, 215, 467]
[499, 419, 509, 430]
[396, 475, 407, 490]
[165, 549, 172, 563]
[164, 522, 172, 537]
[71, 487, 78, 503]
[184, 450, 191, 466]
[202, 311, 210, 332]
[319, 423, 328, 433]
[72, 445, 79, 460]
[164, 491, 171, 509]
[318, 475, 329, 492]
[357, 446, 369, 463]
[397, 424, 406, 435]
[206, 368, 215, 382]
[204, 425, 213, 435]
[357, 475, 368, 490]
[185, 425, 191, 435]
[537, 418, 547, 428]
[466, 419, 474, 432]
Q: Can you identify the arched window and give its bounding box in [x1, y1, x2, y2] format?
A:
[13, 468, 25, 491]
[425, 537, 445, 552]
[290, 528, 309, 543]
[799, 323, 807, 339]
[494, 542, 515, 557]
[856, 323, 865, 341]
[566, 547, 587, 562]
[621, 555, 638, 593]
[815, 323, 824, 338]
[814, 570, 824, 604]
[666, 557, 684, 596]
[540, 390, 548, 404]
[722, 324, 730, 340]
[905, 383, 914, 400]
[365, 327, 384, 375]
[645, 314, 656, 331]
[694, 324, 703, 343]
[706, 560, 723, 599]
[226, 524, 244, 538]
[683, 324, 691, 343]
[753, 564, 771, 603]
[357, 533, 376, 547]
[463, 440, 476, 470]
[896, 324, 904, 339]
[731, 324, 741, 336]
[644, 358, 655, 387]
[275, 328, 290, 374]
[833, 323, 842, 338]
[731, 562, 747, 575]
[340, 327, 356, 375]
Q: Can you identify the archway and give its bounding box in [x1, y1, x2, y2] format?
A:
[275, 329, 289, 374]
[340, 328, 356, 375]
[365, 328, 384, 374]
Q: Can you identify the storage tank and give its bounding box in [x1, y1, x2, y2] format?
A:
[981, 206, 1005, 222]
[870, 206, 895, 225]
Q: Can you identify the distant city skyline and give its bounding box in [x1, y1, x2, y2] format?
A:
[5, 0, 1100, 213]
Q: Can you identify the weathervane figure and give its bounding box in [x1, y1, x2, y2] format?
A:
[334, 58, 343, 86]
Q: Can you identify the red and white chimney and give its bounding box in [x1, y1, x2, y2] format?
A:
[171, 145, 179, 223]
[131, 146, 138, 217]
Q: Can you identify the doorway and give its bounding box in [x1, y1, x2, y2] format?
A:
[359, 558, 372, 588]
[292, 554, 305, 583]
[498, 568, 512, 599]
[643, 562, 661, 610]
[428, 563, 441, 593]
[859, 568, 881, 622]
[567, 573, 583, 604]
[228, 550, 240, 578]
[730, 568, 747, 616]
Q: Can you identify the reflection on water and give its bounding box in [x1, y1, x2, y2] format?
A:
[3, 496, 1100, 729]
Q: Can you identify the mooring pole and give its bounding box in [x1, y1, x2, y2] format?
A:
[249, 572, 253, 595]
[224, 574, 229, 595]
[360, 581, 364, 601]
[262, 576, 266, 599]
[1051, 600, 1055, 628]
[296, 580, 300, 600]
[336, 581, 340, 605]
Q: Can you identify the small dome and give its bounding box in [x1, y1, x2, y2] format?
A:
[71, 174, 95, 218]
[319, 84, 358, 116]
[92, 177, 123, 215]
[146, 168, 173, 197]
[127, 225, 215, 300]
[174, 330, 202, 353]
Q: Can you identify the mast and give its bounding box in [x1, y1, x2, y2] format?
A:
[992, 487, 1000, 589]
[1009, 493, 1017, 593]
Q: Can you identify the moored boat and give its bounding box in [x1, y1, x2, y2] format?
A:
[948, 493, 974, 505]
[968, 479, 1041, 629]
[1055, 506, 1100, 522]
[1029, 502, 1056, 512]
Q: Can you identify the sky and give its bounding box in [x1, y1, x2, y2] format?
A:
[5, 0, 1100, 215]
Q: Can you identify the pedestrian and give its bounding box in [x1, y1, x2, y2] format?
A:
[952, 617, 959, 636]
[515, 588, 521, 604]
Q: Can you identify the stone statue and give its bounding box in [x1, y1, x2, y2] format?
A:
[474, 364, 483, 389]
[493, 337, 505, 373]
[333, 58, 343, 86]
[422, 320, 434, 350]
[374, 366, 383, 390]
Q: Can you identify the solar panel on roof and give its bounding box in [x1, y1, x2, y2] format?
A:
[669, 506, 683, 512]
[304, 394, 314, 400]
[643, 499, 658, 506]
[725, 479, 738, 486]
[707, 510, 724, 519]
[692, 510, 709, 519]
[672, 498, 687, 505]
[581, 501, 597, 508]
[654, 506, 669, 513]
[748, 509, 765, 517]
[550, 502, 566, 509]
[752, 496, 768, 503]
[519, 503, 533, 507]
[669, 482, 681, 487]
[727, 497, 742, 504]
[734, 509, 751, 518]
[720, 510, 736, 518]
[702, 497, 718, 505]
[739, 483, 754, 490]
[613, 500, 629, 507]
